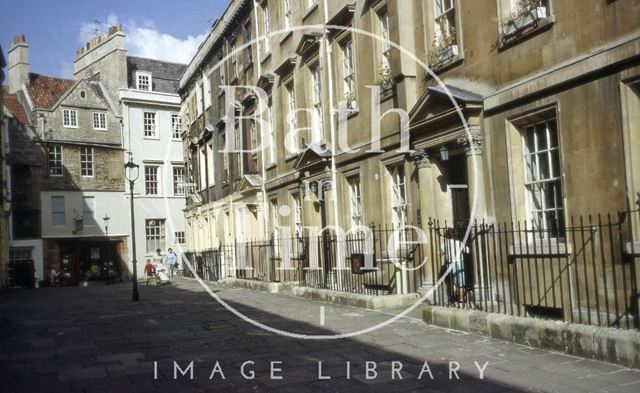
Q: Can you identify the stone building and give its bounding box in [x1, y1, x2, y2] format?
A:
[182, 0, 639, 322]
[0, 44, 8, 288]
[2, 26, 188, 284]
[5, 34, 130, 285]
[74, 25, 187, 272]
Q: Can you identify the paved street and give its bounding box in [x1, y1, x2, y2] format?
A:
[1, 277, 639, 393]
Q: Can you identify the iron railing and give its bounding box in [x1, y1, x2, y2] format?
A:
[182, 208, 639, 330]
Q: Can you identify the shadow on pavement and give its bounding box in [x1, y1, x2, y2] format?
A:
[0, 280, 553, 392]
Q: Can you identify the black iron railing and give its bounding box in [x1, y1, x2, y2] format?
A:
[182, 208, 639, 330]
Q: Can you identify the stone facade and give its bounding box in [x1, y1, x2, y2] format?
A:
[179, 0, 640, 319]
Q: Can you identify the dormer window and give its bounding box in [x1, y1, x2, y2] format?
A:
[136, 71, 152, 91]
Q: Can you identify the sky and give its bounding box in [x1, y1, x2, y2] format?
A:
[1, 0, 229, 80]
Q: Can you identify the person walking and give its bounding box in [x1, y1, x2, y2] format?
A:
[165, 248, 177, 278]
[440, 228, 470, 306]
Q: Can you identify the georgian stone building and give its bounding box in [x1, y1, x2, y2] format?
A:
[182, 0, 640, 315]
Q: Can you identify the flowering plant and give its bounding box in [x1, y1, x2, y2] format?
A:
[426, 24, 457, 66]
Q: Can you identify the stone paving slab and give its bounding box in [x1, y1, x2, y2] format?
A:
[0, 277, 639, 392]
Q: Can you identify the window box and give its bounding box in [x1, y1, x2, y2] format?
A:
[428, 44, 459, 70]
[502, 6, 547, 40]
[377, 66, 394, 94]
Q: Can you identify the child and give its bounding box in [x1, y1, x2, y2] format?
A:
[144, 259, 154, 286]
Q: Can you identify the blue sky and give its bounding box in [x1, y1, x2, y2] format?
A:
[1, 0, 228, 79]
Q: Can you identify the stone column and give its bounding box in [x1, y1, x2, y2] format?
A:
[457, 133, 489, 305]
[410, 148, 437, 292]
[457, 133, 486, 221]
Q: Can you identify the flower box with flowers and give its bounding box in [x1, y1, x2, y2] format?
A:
[377, 66, 394, 92]
[427, 27, 458, 69]
[502, 1, 548, 39]
[343, 92, 357, 110]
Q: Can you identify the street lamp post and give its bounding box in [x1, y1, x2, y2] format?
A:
[125, 156, 140, 301]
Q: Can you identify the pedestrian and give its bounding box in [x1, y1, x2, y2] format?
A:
[440, 228, 470, 306]
[165, 248, 177, 278]
[144, 259, 154, 286]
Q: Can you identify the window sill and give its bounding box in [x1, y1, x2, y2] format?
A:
[378, 86, 394, 102]
[302, 3, 319, 21]
[498, 15, 555, 51]
[508, 240, 571, 258]
[260, 51, 272, 65]
[144, 136, 160, 141]
[279, 31, 293, 45]
[346, 108, 360, 119]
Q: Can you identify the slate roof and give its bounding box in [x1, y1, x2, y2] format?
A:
[3, 92, 29, 125]
[126, 56, 187, 94]
[27, 73, 74, 109]
[427, 84, 483, 104]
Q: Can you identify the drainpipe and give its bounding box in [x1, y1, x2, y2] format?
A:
[323, 0, 342, 262]
[253, 0, 269, 241]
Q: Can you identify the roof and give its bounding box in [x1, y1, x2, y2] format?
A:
[27, 73, 74, 109]
[126, 56, 187, 94]
[3, 92, 29, 125]
[427, 85, 483, 104]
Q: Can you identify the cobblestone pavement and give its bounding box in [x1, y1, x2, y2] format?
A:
[1, 277, 639, 393]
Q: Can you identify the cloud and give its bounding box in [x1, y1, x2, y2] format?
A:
[78, 13, 206, 65]
[126, 27, 207, 64]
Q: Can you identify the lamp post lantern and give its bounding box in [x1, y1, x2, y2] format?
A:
[124, 157, 140, 301]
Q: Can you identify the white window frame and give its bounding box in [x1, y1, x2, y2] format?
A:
[235, 119, 244, 175]
[92, 112, 107, 130]
[230, 42, 238, 80]
[143, 112, 158, 138]
[82, 196, 96, 226]
[262, 2, 271, 51]
[283, 0, 293, 29]
[62, 109, 78, 128]
[173, 166, 186, 196]
[145, 219, 166, 253]
[145, 165, 160, 195]
[341, 39, 356, 109]
[266, 102, 276, 166]
[311, 63, 323, 142]
[207, 141, 215, 186]
[174, 231, 186, 245]
[523, 118, 564, 238]
[348, 175, 363, 228]
[199, 145, 207, 190]
[378, 9, 391, 73]
[389, 164, 408, 244]
[136, 71, 152, 91]
[292, 192, 303, 238]
[80, 147, 94, 178]
[433, 0, 456, 46]
[171, 113, 182, 140]
[51, 196, 65, 227]
[49, 145, 63, 177]
[285, 82, 298, 149]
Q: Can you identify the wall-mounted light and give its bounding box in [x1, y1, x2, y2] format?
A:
[439, 145, 449, 161]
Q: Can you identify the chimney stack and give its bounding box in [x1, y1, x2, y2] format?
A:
[8, 34, 29, 94]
